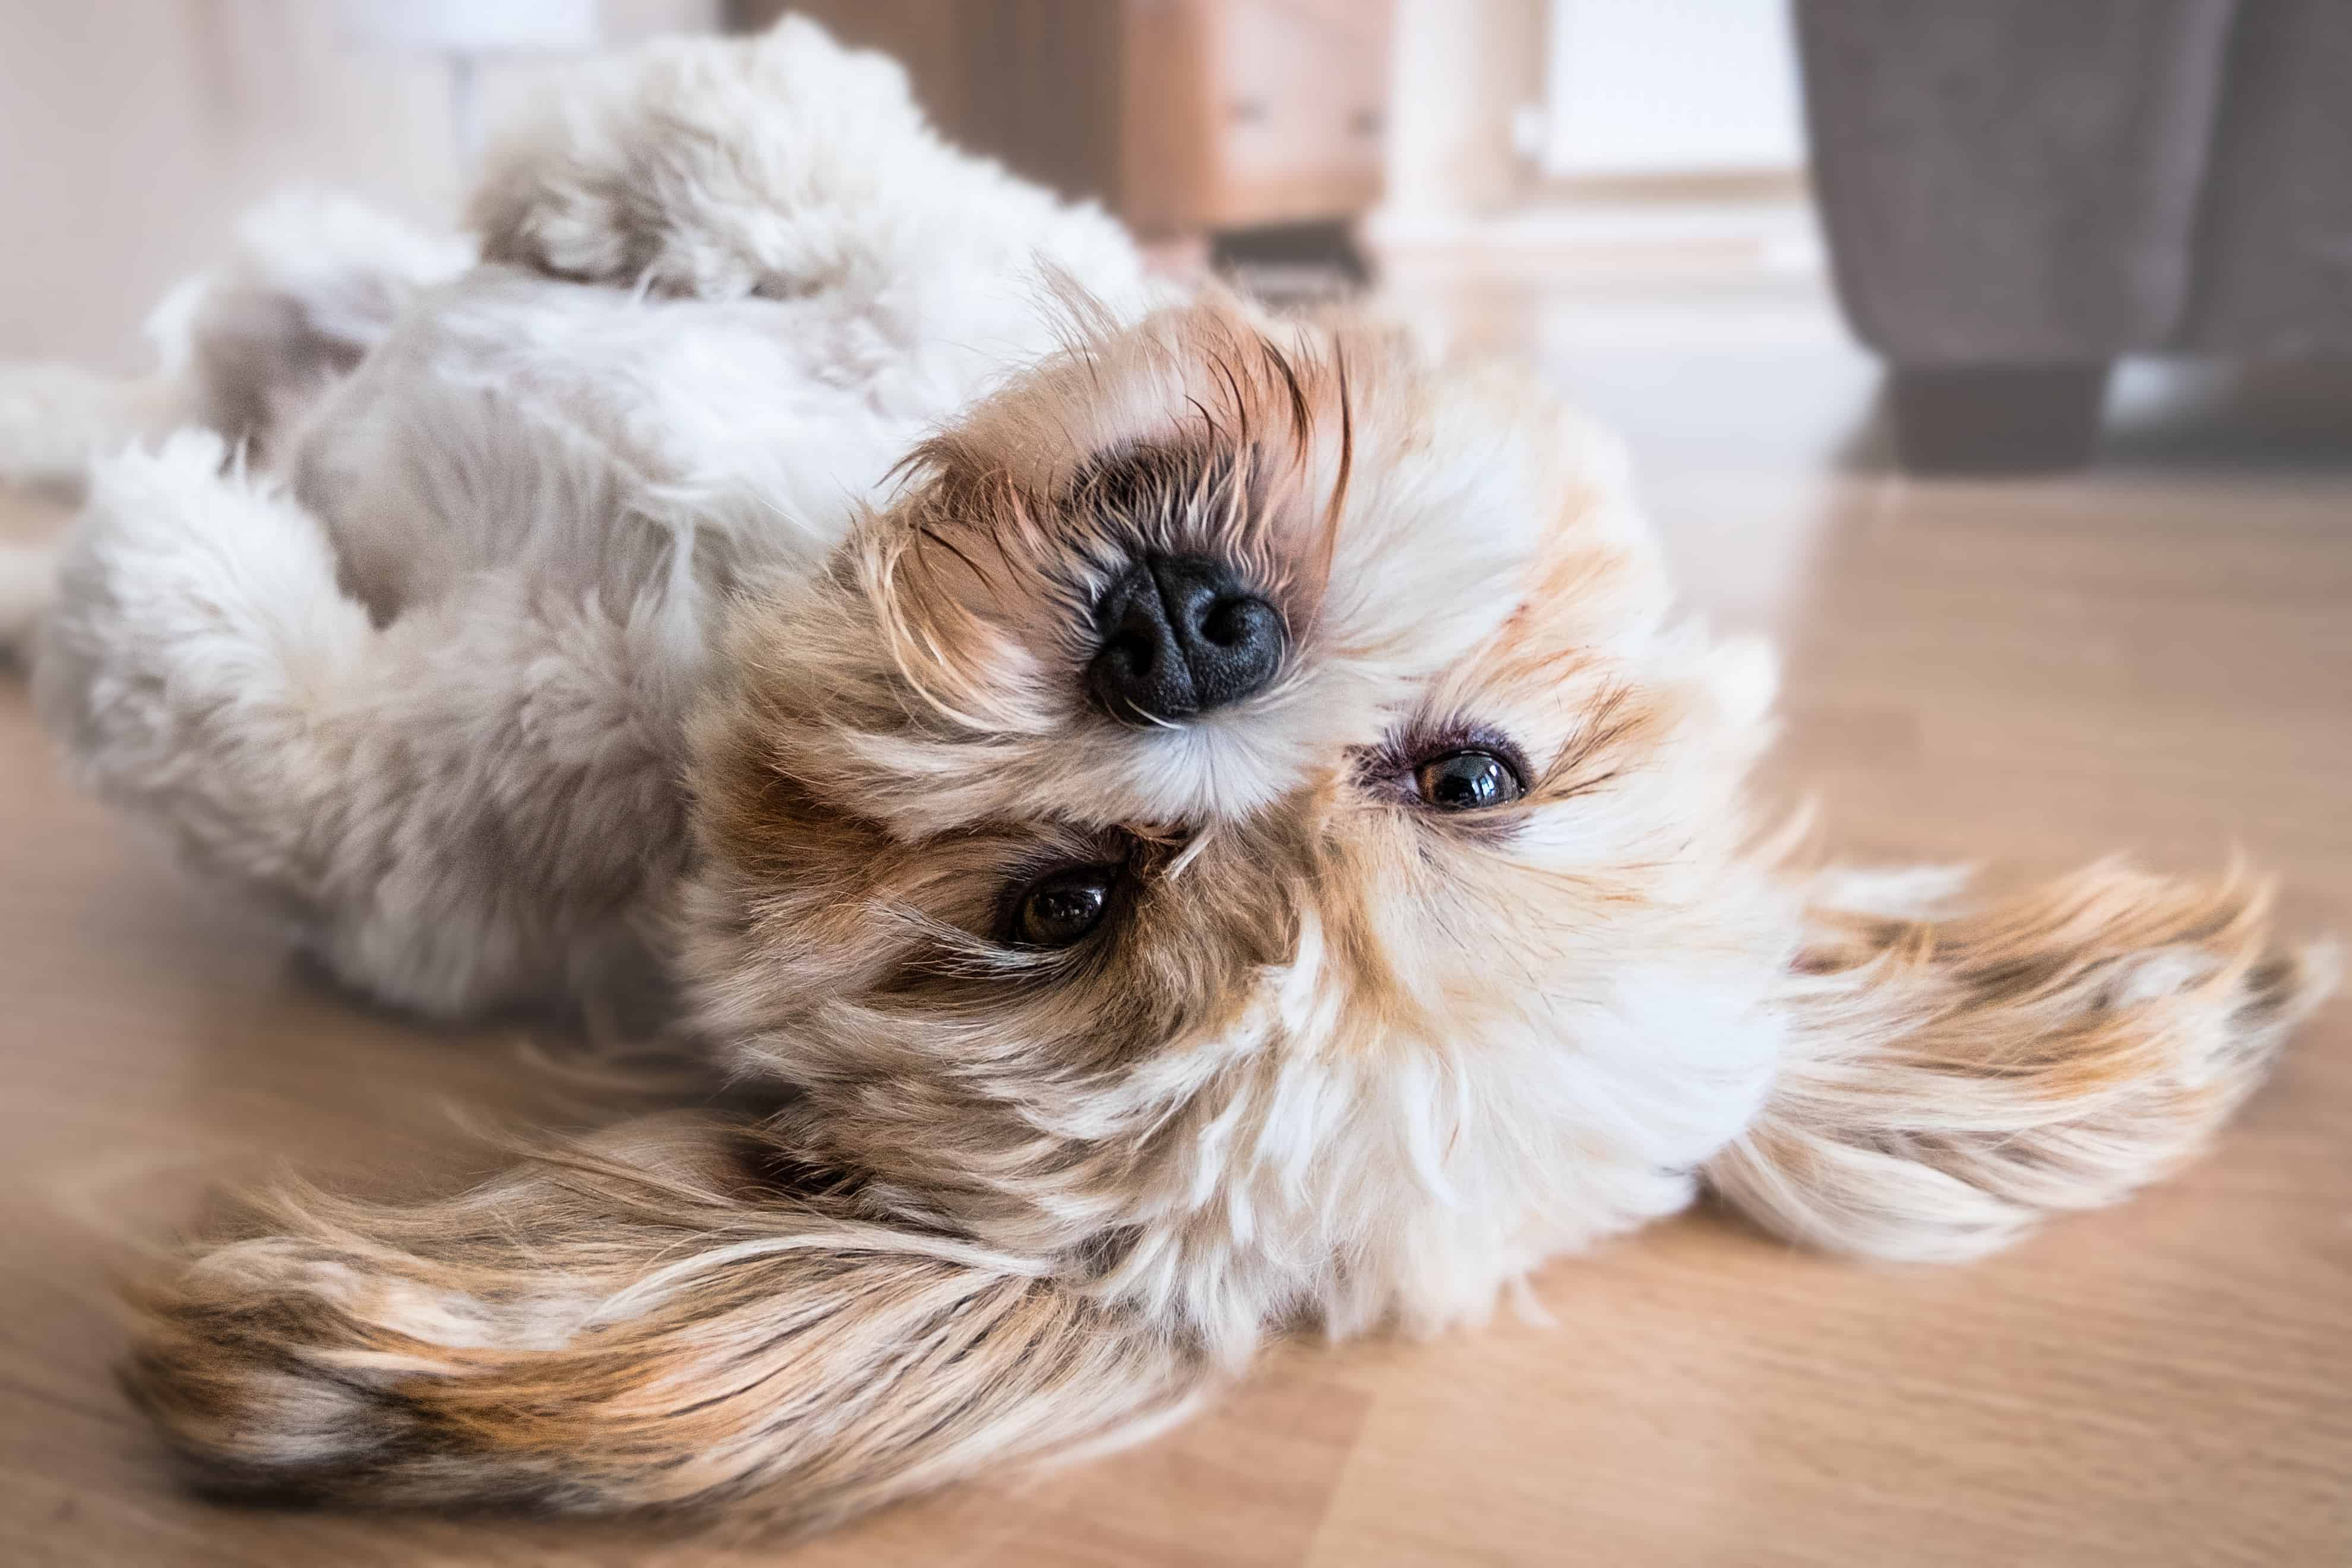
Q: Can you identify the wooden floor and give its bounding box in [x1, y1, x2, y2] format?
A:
[3, 256, 2349, 1566]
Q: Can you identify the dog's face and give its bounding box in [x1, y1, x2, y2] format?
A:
[682, 296, 1793, 1333]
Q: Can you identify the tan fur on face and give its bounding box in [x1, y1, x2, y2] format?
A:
[678, 290, 1803, 1318]
[804, 295, 1377, 833]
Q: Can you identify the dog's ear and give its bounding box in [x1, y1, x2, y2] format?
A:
[121, 1114, 1204, 1522]
[1708, 864, 2335, 1262]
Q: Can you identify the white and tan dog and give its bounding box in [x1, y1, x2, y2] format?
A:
[1, 18, 2330, 1534]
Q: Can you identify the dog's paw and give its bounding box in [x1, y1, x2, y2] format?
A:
[34, 431, 365, 789]
[467, 18, 929, 299]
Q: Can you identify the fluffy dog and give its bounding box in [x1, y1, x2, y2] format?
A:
[3, 18, 2332, 1534]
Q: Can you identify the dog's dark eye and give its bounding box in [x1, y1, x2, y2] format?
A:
[1414, 750, 1525, 811]
[1011, 865, 1118, 948]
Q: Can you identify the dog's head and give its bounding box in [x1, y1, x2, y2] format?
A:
[679, 294, 1794, 1335]
[679, 290, 2316, 1343]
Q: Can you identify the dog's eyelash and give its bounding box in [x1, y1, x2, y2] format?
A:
[1355, 722, 1533, 804]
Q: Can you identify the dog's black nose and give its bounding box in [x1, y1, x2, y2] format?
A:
[1087, 555, 1285, 723]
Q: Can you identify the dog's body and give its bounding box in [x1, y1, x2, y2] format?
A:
[24, 21, 1156, 1025]
[3, 18, 2331, 1534]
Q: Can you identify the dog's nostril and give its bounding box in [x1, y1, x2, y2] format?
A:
[1087, 555, 1285, 724]
[1199, 596, 1263, 649]
[1101, 627, 1158, 677]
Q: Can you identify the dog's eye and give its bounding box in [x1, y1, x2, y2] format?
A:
[1010, 865, 1118, 948]
[1414, 750, 1525, 811]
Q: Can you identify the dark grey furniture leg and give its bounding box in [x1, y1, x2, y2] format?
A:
[1795, 1, 2236, 475]
[1885, 362, 2111, 475]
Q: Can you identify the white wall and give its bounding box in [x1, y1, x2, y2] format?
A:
[1535, 0, 1804, 179]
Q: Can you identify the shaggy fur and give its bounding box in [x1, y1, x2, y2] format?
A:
[2, 16, 2332, 1533]
[23, 19, 1154, 1023]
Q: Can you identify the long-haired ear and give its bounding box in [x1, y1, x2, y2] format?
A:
[121, 1114, 1206, 1523]
[1708, 864, 2335, 1262]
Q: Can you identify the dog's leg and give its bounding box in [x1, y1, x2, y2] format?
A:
[34, 431, 688, 1019]
[174, 194, 473, 459]
[121, 1112, 1205, 1520]
[467, 17, 1142, 309]
[0, 194, 470, 499]
[1709, 863, 2337, 1260]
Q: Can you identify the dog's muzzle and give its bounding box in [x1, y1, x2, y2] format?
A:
[1087, 555, 1285, 724]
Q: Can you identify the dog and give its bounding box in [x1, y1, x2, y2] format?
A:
[2, 17, 2332, 1535]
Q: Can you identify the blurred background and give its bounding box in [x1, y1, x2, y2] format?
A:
[1, 5, 2347, 1564]
[8, 1, 2351, 486]
[7, 2, 2350, 624]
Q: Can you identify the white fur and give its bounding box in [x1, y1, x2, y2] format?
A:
[26, 18, 1156, 1018]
